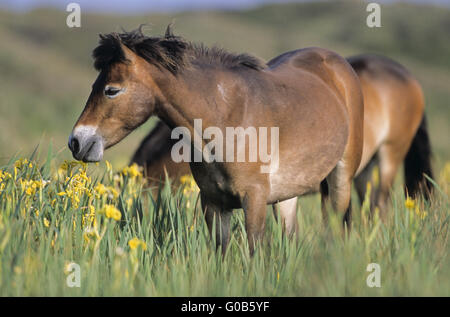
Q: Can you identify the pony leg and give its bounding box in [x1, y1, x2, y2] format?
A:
[404, 115, 434, 199]
[273, 197, 299, 236]
[242, 188, 268, 256]
[320, 179, 330, 225]
[323, 161, 353, 231]
[354, 153, 379, 211]
[376, 143, 406, 219]
[201, 193, 232, 256]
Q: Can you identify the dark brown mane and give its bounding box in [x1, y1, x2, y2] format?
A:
[189, 43, 266, 71]
[93, 25, 266, 74]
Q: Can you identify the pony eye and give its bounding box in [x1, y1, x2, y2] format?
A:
[104, 86, 122, 98]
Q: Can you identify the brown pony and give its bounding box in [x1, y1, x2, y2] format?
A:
[68, 26, 364, 254]
[131, 54, 434, 233]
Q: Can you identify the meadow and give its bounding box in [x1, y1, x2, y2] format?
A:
[0, 150, 448, 296]
[0, 1, 449, 296]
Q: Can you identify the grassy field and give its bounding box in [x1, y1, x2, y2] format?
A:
[0, 152, 448, 296]
[0, 1, 449, 296]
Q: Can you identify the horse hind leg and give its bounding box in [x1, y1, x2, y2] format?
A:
[322, 160, 354, 232]
[376, 142, 408, 219]
[354, 153, 380, 212]
[320, 179, 330, 225]
[272, 197, 299, 236]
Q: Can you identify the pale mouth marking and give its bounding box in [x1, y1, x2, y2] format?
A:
[79, 140, 97, 162]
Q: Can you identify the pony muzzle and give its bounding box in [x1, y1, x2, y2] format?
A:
[68, 126, 104, 162]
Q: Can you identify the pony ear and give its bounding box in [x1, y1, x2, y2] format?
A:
[165, 23, 175, 38]
[119, 42, 136, 64]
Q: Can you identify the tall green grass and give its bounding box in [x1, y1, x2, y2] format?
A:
[0, 149, 448, 296]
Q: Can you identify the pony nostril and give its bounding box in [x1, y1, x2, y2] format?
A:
[70, 137, 80, 154]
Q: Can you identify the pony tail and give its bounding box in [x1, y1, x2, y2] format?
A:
[404, 114, 434, 200]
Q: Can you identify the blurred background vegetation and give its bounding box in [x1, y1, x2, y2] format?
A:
[0, 0, 449, 171]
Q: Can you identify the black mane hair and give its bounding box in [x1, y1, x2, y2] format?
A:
[93, 25, 266, 74]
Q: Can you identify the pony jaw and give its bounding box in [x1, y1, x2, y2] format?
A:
[68, 125, 104, 162]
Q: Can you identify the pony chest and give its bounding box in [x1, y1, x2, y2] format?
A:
[189, 162, 241, 208]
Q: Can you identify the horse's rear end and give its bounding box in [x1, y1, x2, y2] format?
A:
[265, 48, 364, 229]
[349, 54, 433, 214]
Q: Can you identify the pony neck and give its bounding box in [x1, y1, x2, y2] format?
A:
[154, 65, 243, 133]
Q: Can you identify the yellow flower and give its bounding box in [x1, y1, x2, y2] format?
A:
[122, 163, 142, 178]
[126, 198, 133, 209]
[415, 206, 428, 220]
[19, 179, 45, 196]
[405, 197, 415, 210]
[95, 183, 108, 195]
[59, 161, 69, 171]
[14, 158, 29, 170]
[128, 238, 139, 250]
[58, 166, 92, 208]
[25, 186, 34, 196]
[366, 181, 372, 194]
[111, 210, 121, 221]
[105, 160, 112, 172]
[180, 174, 199, 196]
[82, 206, 97, 228]
[83, 225, 100, 243]
[101, 204, 122, 221]
[57, 161, 70, 177]
[180, 175, 191, 184]
[0, 170, 12, 183]
[83, 232, 91, 243]
[51, 232, 58, 248]
[128, 237, 147, 250]
[371, 166, 380, 187]
[95, 183, 119, 199]
[108, 187, 119, 199]
[44, 217, 50, 228]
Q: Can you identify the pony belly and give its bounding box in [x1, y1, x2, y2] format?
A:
[266, 132, 348, 203]
[266, 166, 322, 203]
